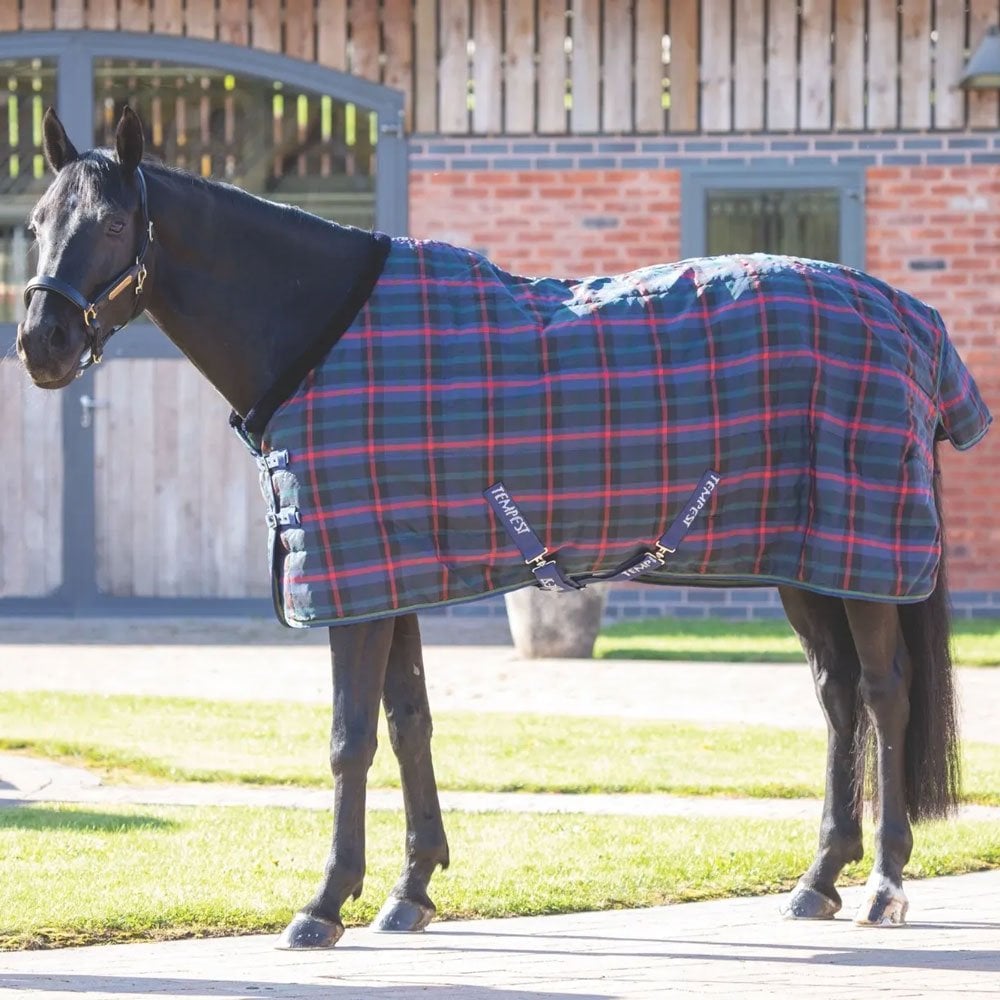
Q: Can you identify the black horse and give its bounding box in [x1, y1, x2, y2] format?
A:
[16, 108, 983, 947]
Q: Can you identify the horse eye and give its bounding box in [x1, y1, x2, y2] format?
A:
[108, 219, 126, 235]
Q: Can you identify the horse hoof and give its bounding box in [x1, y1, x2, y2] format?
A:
[275, 912, 345, 950]
[780, 883, 841, 920]
[371, 896, 435, 933]
[854, 882, 908, 926]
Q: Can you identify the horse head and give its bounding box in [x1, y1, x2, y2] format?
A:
[17, 107, 150, 388]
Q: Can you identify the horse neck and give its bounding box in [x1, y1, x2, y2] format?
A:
[140, 166, 385, 417]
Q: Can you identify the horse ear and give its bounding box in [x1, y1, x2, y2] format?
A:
[115, 106, 144, 177]
[42, 107, 78, 173]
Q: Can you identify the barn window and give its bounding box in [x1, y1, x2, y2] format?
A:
[681, 166, 864, 270]
[705, 189, 841, 262]
[0, 58, 55, 323]
[93, 59, 378, 230]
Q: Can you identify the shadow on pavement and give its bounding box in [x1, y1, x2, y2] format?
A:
[0, 977, 605, 999]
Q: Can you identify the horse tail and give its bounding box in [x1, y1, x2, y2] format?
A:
[854, 446, 961, 821]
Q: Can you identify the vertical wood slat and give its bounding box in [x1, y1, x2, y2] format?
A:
[54, 0, 85, 29]
[602, 0, 633, 132]
[252, 0, 282, 53]
[175, 366, 203, 594]
[152, 363, 181, 597]
[767, 0, 798, 130]
[283, 0, 314, 60]
[634, 0, 665, 132]
[0, 364, 61, 597]
[866, 0, 898, 128]
[537, 0, 567, 133]
[21, 0, 54, 29]
[350, 1, 381, 81]
[0, 2, 18, 30]
[899, 0, 931, 129]
[20, 383, 58, 596]
[438, 0, 470, 133]
[969, 0, 1000, 128]
[153, 0, 184, 35]
[95, 364, 126, 594]
[413, 0, 438, 131]
[217, 0, 249, 46]
[700, 0, 732, 131]
[668, 0, 698, 131]
[383, 0, 415, 130]
[505, 0, 536, 133]
[86, 0, 118, 30]
[316, 0, 348, 71]
[119, 0, 151, 33]
[473, 0, 502, 132]
[0, 363, 23, 596]
[570, 0, 600, 133]
[185, 0, 217, 40]
[933, 0, 967, 129]
[833, 0, 864, 129]
[130, 362, 156, 596]
[798, 0, 831, 130]
[733, 0, 765, 131]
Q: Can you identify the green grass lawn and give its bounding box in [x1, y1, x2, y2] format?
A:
[3, 690, 1000, 804]
[595, 616, 1000, 665]
[3, 802, 1000, 950]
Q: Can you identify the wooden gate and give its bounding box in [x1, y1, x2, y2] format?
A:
[0, 31, 406, 614]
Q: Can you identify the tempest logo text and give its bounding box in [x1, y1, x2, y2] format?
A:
[487, 484, 531, 535]
[682, 472, 721, 527]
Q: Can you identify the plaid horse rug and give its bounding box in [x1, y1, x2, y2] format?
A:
[242, 240, 991, 628]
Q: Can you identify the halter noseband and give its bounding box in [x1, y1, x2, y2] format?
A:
[23, 167, 154, 374]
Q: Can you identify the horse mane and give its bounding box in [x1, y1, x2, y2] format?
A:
[67, 149, 342, 237]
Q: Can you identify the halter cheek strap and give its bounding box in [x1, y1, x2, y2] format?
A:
[23, 166, 154, 373]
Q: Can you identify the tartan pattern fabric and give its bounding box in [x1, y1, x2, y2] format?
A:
[253, 240, 991, 628]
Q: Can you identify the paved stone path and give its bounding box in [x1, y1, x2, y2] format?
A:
[3, 617, 1000, 997]
[1, 616, 998, 740]
[1, 870, 999, 998]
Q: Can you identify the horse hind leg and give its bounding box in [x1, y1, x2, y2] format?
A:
[843, 599, 914, 926]
[277, 618, 395, 949]
[372, 613, 450, 933]
[778, 586, 864, 920]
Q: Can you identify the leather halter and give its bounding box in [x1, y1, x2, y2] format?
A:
[23, 167, 154, 373]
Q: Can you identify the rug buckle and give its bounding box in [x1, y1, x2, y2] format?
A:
[652, 541, 675, 562]
[266, 506, 301, 529]
[525, 548, 551, 569]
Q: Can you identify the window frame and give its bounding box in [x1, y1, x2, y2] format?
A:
[680, 164, 866, 269]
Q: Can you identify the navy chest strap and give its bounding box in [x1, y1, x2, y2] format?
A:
[484, 470, 721, 593]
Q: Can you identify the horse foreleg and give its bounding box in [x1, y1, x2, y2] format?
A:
[844, 599, 913, 926]
[778, 587, 863, 919]
[277, 618, 395, 950]
[372, 613, 450, 933]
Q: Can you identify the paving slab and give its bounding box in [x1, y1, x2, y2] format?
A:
[1, 870, 999, 999]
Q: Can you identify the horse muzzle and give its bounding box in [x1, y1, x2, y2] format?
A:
[16, 312, 88, 389]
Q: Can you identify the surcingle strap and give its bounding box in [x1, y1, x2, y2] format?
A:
[483, 482, 581, 592]
[484, 470, 721, 592]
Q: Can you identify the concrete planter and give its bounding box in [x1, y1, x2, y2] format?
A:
[504, 585, 609, 659]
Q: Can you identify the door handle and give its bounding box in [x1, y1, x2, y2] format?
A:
[79, 394, 108, 429]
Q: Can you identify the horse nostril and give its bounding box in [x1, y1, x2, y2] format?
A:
[48, 323, 69, 354]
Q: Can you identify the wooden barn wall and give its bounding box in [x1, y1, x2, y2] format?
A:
[2, 1, 996, 135]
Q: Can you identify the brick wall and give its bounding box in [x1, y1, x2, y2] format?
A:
[408, 135, 1000, 617]
[410, 169, 681, 277]
[867, 165, 1000, 598]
